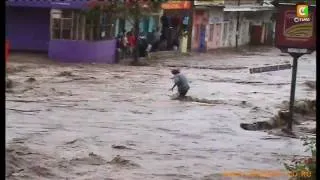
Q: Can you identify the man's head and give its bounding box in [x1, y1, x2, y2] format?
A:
[171, 69, 180, 75]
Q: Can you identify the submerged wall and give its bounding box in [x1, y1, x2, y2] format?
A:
[48, 40, 116, 64]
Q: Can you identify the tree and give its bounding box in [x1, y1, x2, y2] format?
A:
[85, 0, 167, 65]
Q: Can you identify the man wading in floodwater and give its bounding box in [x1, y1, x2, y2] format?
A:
[170, 69, 190, 98]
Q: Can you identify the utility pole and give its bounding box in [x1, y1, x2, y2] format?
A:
[235, 0, 240, 48]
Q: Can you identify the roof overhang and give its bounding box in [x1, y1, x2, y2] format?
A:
[6, 0, 86, 9]
[224, 6, 275, 12]
[194, 5, 225, 9]
[277, 3, 316, 7]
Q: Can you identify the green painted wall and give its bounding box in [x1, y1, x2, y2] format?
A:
[115, 16, 159, 36]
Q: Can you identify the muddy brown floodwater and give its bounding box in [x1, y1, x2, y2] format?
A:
[6, 47, 316, 180]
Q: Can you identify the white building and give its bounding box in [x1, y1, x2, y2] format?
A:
[222, 0, 275, 47]
[192, 0, 275, 50]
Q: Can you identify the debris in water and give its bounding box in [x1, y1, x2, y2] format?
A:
[6, 78, 13, 89]
[29, 165, 55, 178]
[278, 128, 297, 138]
[108, 155, 140, 168]
[278, 110, 290, 120]
[65, 139, 79, 145]
[294, 100, 312, 114]
[202, 173, 226, 180]
[7, 108, 42, 114]
[25, 77, 36, 83]
[240, 99, 316, 138]
[6, 66, 27, 74]
[239, 101, 253, 108]
[113, 75, 124, 79]
[304, 81, 315, 89]
[111, 145, 133, 150]
[170, 95, 224, 105]
[250, 106, 260, 112]
[57, 71, 74, 77]
[6, 144, 57, 179]
[240, 121, 273, 131]
[70, 152, 107, 166]
[278, 99, 316, 114]
[130, 61, 150, 66]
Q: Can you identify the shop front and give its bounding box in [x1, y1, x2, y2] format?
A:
[192, 1, 225, 51]
[160, 1, 192, 52]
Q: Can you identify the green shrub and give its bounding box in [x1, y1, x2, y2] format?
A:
[284, 137, 316, 180]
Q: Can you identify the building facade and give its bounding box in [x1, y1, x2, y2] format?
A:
[191, 0, 275, 51]
[6, 0, 117, 63]
[160, 1, 193, 51]
[192, 0, 225, 51]
[223, 0, 275, 47]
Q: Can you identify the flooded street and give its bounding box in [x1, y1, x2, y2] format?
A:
[6, 47, 316, 180]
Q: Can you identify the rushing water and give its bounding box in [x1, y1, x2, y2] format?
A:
[6, 48, 315, 180]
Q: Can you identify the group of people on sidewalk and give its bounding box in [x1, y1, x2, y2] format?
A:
[116, 28, 162, 61]
[116, 29, 137, 60]
[115, 13, 189, 62]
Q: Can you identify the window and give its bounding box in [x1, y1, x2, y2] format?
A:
[72, 12, 85, 40]
[85, 11, 115, 41]
[51, 10, 73, 40]
[209, 24, 214, 41]
[51, 9, 115, 41]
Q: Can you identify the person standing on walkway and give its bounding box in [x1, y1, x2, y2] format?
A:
[127, 31, 137, 56]
[121, 31, 129, 57]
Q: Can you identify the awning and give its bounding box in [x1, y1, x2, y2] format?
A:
[224, 6, 275, 12]
[161, 1, 191, 10]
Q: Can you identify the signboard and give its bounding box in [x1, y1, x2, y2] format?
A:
[161, 1, 191, 10]
[287, 48, 308, 53]
[275, 4, 316, 51]
[249, 64, 292, 74]
[194, 0, 224, 6]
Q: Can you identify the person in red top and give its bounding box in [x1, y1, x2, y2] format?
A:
[127, 31, 137, 55]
